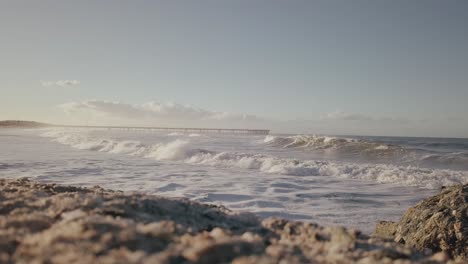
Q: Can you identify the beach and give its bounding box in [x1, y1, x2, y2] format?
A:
[2, 128, 467, 233]
[1, 128, 467, 263]
[1, 177, 466, 263]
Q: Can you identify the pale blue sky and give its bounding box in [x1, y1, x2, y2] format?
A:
[1, 1, 467, 137]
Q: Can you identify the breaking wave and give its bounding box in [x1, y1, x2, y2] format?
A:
[41, 130, 468, 189]
[263, 135, 402, 152]
[263, 135, 468, 170]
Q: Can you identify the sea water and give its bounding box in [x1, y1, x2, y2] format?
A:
[1, 128, 467, 233]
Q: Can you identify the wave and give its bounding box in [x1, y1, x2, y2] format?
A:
[42, 130, 147, 155]
[419, 142, 468, 151]
[41, 130, 468, 189]
[167, 132, 204, 137]
[420, 152, 468, 166]
[263, 135, 468, 170]
[167, 132, 184, 136]
[264, 135, 397, 151]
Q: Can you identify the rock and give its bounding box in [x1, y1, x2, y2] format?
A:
[430, 252, 451, 262]
[374, 220, 398, 240]
[0, 178, 465, 263]
[379, 184, 467, 260]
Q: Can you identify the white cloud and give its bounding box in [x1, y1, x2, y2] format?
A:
[41, 80, 80, 87]
[320, 111, 374, 121]
[58, 100, 264, 127]
[320, 110, 411, 124]
[55, 102, 467, 136]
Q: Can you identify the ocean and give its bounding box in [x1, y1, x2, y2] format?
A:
[1, 128, 467, 233]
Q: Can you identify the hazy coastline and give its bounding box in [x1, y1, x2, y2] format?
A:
[0, 120, 50, 129]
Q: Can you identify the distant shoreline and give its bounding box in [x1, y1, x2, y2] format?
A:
[2, 120, 467, 139]
[0, 120, 270, 135]
[0, 120, 50, 128]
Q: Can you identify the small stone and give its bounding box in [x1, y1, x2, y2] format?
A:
[430, 251, 450, 262]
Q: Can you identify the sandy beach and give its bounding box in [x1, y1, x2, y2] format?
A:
[1, 178, 465, 264]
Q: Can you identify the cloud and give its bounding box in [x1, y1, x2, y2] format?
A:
[58, 100, 264, 126]
[320, 110, 411, 124]
[41, 80, 80, 87]
[55, 101, 467, 136]
[320, 111, 374, 121]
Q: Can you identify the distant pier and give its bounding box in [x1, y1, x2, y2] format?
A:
[55, 125, 270, 135]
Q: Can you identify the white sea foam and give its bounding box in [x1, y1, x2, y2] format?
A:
[145, 139, 192, 160]
[375, 145, 389, 150]
[168, 132, 184, 136]
[264, 135, 360, 149]
[168, 132, 203, 137]
[40, 129, 468, 189]
[184, 151, 467, 189]
[3, 128, 466, 234]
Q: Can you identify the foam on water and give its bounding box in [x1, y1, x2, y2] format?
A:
[166, 132, 182, 136]
[264, 134, 468, 170]
[41, 129, 468, 189]
[264, 135, 359, 148]
[2, 128, 466, 233]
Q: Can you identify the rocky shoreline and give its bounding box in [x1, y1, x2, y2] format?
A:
[374, 184, 467, 261]
[0, 178, 466, 263]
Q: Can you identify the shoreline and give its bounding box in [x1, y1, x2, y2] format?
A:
[1, 177, 464, 263]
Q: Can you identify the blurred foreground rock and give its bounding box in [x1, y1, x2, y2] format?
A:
[0, 178, 463, 264]
[375, 184, 467, 261]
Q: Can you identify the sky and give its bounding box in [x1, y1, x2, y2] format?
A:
[1, 0, 467, 137]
